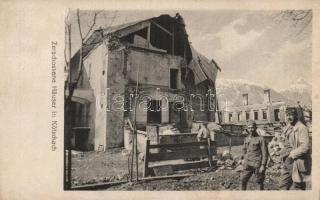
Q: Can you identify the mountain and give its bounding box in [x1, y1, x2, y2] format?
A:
[279, 78, 312, 106]
[215, 79, 292, 109]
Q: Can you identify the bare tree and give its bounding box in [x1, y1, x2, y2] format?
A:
[75, 9, 101, 85]
[64, 9, 101, 190]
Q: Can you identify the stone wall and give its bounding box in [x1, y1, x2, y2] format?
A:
[127, 49, 183, 88]
[82, 44, 108, 150]
[106, 49, 128, 148]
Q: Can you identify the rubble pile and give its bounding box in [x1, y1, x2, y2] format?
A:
[108, 168, 283, 190]
[159, 124, 181, 135]
[256, 128, 274, 136]
[72, 173, 129, 186]
[268, 132, 286, 164]
[215, 150, 237, 170]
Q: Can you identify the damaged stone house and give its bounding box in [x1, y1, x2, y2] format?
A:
[67, 14, 220, 151]
[221, 90, 287, 125]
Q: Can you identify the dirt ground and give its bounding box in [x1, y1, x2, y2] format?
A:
[71, 148, 143, 185]
[71, 146, 311, 190]
[108, 169, 279, 190]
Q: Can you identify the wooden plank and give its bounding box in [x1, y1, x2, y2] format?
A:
[144, 140, 217, 177]
[207, 138, 213, 167]
[148, 148, 208, 162]
[151, 20, 173, 36]
[173, 161, 211, 171]
[152, 165, 174, 176]
[115, 21, 150, 38]
[71, 180, 128, 190]
[161, 146, 216, 155]
[149, 141, 215, 149]
[151, 161, 211, 172]
[147, 23, 151, 48]
[143, 140, 150, 177]
[141, 174, 193, 181]
[71, 174, 193, 190]
[163, 145, 201, 152]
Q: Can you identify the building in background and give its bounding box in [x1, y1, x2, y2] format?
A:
[220, 89, 287, 125]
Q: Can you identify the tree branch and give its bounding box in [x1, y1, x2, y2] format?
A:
[77, 9, 83, 42]
[83, 11, 101, 41]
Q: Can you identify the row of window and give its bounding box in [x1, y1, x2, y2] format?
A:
[228, 109, 268, 122]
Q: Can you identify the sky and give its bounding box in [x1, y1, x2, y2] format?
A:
[67, 10, 312, 92]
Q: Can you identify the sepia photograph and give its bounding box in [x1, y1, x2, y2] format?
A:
[63, 9, 312, 191]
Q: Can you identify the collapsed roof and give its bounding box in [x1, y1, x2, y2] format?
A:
[70, 14, 220, 85]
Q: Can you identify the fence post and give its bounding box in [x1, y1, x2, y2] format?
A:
[207, 138, 213, 167]
[143, 140, 150, 177]
[228, 136, 232, 153]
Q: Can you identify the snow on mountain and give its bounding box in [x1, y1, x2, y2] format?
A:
[216, 78, 291, 109]
[281, 77, 311, 92]
[215, 78, 312, 109]
[279, 78, 311, 106]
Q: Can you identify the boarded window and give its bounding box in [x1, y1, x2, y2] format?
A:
[229, 113, 232, 122]
[254, 111, 259, 120]
[238, 112, 241, 121]
[170, 69, 179, 89]
[70, 102, 88, 127]
[242, 94, 248, 106]
[262, 110, 267, 120]
[274, 109, 280, 121]
[246, 111, 250, 121]
[147, 100, 161, 123]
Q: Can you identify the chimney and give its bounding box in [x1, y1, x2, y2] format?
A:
[263, 89, 271, 103]
[242, 93, 248, 106]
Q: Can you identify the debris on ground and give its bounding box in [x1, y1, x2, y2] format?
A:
[108, 169, 282, 190]
[268, 131, 286, 163]
[71, 145, 311, 190]
[71, 148, 143, 187]
[222, 150, 233, 160]
[121, 149, 130, 156]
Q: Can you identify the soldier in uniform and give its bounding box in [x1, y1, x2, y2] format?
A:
[197, 123, 209, 142]
[279, 107, 311, 190]
[240, 120, 268, 190]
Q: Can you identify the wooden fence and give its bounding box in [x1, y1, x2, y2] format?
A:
[143, 140, 217, 177]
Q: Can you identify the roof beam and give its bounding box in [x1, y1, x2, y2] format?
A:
[211, 59, 221, 72]
[151, 20, 173, 36]
[113, 21, 151, 38]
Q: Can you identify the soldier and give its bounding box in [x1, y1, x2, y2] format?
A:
[197, 123, 209, 142]
[279, 107, 311, 190]
[196, 123, 213, 163]
[240, 120, 268, 190]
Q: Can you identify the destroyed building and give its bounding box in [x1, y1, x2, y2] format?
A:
[67, 14, 220, 151]
[221, 89, 287, 125]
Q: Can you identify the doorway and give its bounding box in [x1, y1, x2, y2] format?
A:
[147, 100, 161, 123]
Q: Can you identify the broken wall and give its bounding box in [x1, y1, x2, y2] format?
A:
[127, 49, 183, 88]
[126, 49, 184, 127]
[134, 88, 171, 125]
[183, 74, 215, 126]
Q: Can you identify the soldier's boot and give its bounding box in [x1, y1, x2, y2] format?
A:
[256, 172, 266, 190]
[279, 168, 292, 190]
[293, 182, 306, 190]
[240, 169, 253, 190]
